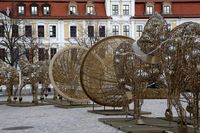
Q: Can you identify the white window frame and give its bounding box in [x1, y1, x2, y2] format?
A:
[112, 5, 119, 15]
[123, 25, 129, 36]
[37, 24, 45, 38]
[70, 25, 77, 38]
[136, 25, 144, 38]
[98, 25, 106, 37]
[43, 6, 50, 15]
[49, 25, 56, 38]
[123, 5, 129, 15]
[18, 5, 25, 15]
[163, 4, 171, 14]
[87, 6, 94, 15]
[31, 6, 38, 15]
[146, 6, 153, 15]
[112, 25, 119, 35]
[70, 6, 76, 15]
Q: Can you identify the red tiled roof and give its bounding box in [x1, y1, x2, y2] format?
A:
[132, 15, 200, 19]
[135, 0, 200, 2]
[0, 0, 110, 19]
[1, 0, 105, 2]
[135, 0, 200, 18]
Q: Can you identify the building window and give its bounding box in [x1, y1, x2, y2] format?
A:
[38, 25, 44, 37]
[146, 6, 153, 15]
[87, 6, 94, 15]
[38, 48, 45, 61]
[0, 48, 5, 61]
[112, 25, 119, 35]
[163, 5, 171, 14]
[112, 5, 118, 15]
[123, 5, 129, 15]
[26, 48, 33, 63]
[99, 26, 105, 37]
[70, 26, 77, 37]
[123, 25, 129, 36]
[167, 23, 172, 30]
[70, 6, 76, 15]
[25, 25, 32, 37]
[50, 48, 57, 59]
[31, 4, 38, 15]
[0, 25, 4, 37]
[49, 25, 56, 37]
[38, 48, 48, 61]
[86, 1, 95, 15]
[136, 25, 143, 37]
[88, 26, 94, 37]
[43, 4, 50, 15]
[18, 5, 25, 15]
[12, 25, 18, 37]
[146, 3, 154, 15]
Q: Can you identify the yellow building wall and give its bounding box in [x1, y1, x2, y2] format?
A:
[64, 22, 69, 39]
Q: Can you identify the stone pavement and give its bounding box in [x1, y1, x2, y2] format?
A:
[0, 97, 188, 133]
[0, 104, 124, 133]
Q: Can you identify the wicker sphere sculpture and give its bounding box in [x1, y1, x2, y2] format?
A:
[49, 46, 89, 103]
[80, 36, 136, 107]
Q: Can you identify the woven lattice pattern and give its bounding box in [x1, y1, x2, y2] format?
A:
[49, 46, 89, 103]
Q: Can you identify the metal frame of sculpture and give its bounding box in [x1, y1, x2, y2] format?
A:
[49, 46, 89, 103]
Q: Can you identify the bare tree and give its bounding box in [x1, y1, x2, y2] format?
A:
[0, 10, 37, 102]
[65, 21, 107, 48]
[0, 11, 37, 67]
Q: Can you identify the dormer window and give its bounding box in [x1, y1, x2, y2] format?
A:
[87, 6, 93, 15]
[70, 6, 76, 15]
[42, 4, 50, 15]
[163, 3, 171, 14]
[69, 2, 78, 15]
[30, 3, 38, 16]
[17, 4, 25, 15]
[86, 1, 95, 15]
[146, 3, 154, 15]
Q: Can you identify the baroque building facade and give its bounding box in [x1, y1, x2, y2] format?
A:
[0, 0, 200, 61]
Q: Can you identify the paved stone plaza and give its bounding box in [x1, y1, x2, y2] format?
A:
[0, 97, 187, 133]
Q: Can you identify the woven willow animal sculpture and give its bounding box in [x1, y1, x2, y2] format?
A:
[161, 22, 200, 130]
[0, 59, 19, 102]
[18, 55, 41, 103]
[49, 46, 89, 103]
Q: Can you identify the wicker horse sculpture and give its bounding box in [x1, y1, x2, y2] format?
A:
[0, 59, 19, 102]
[160, 22, 200, 131]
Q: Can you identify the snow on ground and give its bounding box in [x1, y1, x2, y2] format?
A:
[0, 96, 189, 133]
